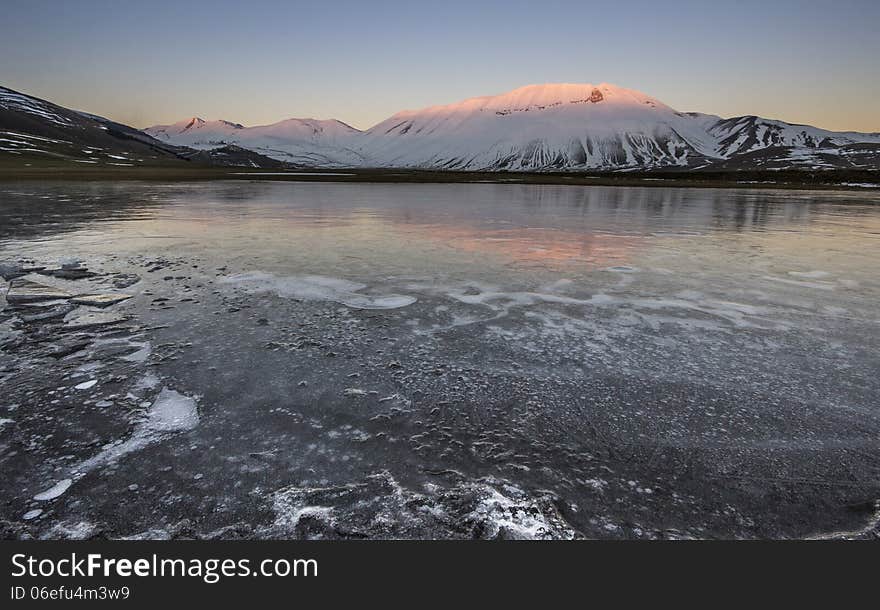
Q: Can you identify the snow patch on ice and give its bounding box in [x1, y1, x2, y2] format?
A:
[145, 388, 200, 432]
[67, 386, 199, 482]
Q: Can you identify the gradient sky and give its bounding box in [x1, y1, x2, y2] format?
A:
[2, 0, 878, 131]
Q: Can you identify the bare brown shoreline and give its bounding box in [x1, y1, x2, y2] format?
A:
[0, 159, 878, 192]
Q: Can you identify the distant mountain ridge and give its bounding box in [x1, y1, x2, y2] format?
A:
[144, 116, 364, 167]
[145, 82, 880, 171]
[3, 82, 879, 172]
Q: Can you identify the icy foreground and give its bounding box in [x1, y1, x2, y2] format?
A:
[1, 182, 879, 540]
[145, 82, 880, 171]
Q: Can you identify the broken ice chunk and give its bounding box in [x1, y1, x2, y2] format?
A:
[71, 294, 132, 307]
[146, 388, 200, 432]
[63, 308, 126, 329]
[6, 278, 72, 303]
[34, 478, 72, 501]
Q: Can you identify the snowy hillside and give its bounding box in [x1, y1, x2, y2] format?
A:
[0, 85, 187, 166]
[145, 116, 365, 167]
[701, 115, 880, 170]
[358, 83, 724, 170]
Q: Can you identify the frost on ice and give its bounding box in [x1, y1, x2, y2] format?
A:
[269, 471, 578, 540]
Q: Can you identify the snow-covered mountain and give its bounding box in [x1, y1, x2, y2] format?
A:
[701, 114, 880, 170]
[358, 83, 724, 170]
[6, 81, 877, 172]
[145, 116, 365, 167]
[356, 83, 880, 170]
[145, 82, 880, 171]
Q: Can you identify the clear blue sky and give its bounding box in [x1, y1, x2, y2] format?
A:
[2, 0, 878, 131]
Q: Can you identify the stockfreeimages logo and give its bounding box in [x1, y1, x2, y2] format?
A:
[10, 553, 318, 584]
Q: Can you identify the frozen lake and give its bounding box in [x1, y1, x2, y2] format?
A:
[1, 181, 879, 539]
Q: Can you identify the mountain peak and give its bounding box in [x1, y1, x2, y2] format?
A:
[484, 82, 662, 109]
[387, 82, 667, 121]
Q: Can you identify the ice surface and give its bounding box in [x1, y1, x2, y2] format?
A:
[788, 271, 830, 279]
[229, 172, 356, 176]
[763, 275, 836, 290]
[5, 181, 880, 540]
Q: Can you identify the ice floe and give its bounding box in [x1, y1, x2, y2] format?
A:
[220, 271, 416, 309]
